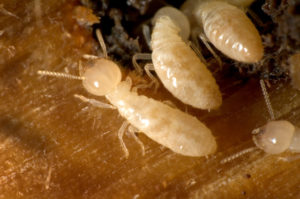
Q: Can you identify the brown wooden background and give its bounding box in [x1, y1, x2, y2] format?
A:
[0, 0, 299, 198]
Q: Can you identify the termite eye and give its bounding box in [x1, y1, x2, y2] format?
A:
[82, 59, 122, 96]
[152, 6, 190, 40]
[252, 120, 295, 154]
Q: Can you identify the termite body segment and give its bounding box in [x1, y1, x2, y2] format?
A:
[182, 0, 263, 63]
[151, 16, 222, 110]
[252, 120, 300, 154]
[39, 58, 217, 157]
[106, 80, 217, 157]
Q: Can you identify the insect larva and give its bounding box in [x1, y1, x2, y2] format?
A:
[149, 9, 222, 110]
[37, 29, 217, 157]
[252, 80, 300, 154]
[181, 0, 263, 63]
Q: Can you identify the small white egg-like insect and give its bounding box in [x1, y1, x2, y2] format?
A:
[181, 0, 264, 63]
[134, 7, 222, 110]
[37, 29, 217, 158]
[252, 80, 300, 154]
[221, 79, 300, 164]
[252, 120, 300, 154]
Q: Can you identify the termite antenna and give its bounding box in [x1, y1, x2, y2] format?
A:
[259, 79, 275, 121]
[220, 147, 257, 164]
[37, 70, 85, 80]
[95, 29, 108, 58]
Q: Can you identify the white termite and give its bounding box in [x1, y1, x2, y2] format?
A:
[252, 80, 300, 154]
[134, 7, 222, 110]
[37, 29, 217, 158]
[181, 0, 264, 63]
[221, 79, 300, 164]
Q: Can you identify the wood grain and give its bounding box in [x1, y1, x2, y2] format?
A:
[0, 1, 299, 198]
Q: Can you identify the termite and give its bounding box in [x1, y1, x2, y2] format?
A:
[252, 80, 300, 154]
[133, 7, 222, 110]
[181, 0, 264, 63]
[37, 29, 217, 158]
[221, 79, 300, 164]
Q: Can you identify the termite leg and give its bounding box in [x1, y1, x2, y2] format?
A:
[131, 83, 151, 93]
[0, 4, 20, 19]
[82, 54, 99, 59]
[78, 60, 83, 77]
[289, 127, 300, 152]
[125, 76, 133, 88]
[279, 154, 300, 162]
[190, 28, 208, 65]
[188, 40, 208, 66]
[144, 63, 159, 92]
[74, 94, 116, 109]
[199, 33, 223, 69]
[118, 121, 130, 158]
[162, 100, 177, 108]
[132, 53, 152, 75]
[131, 63, 159, 93]
[142, 24, 152, 50]
[128, 125, 145, 156]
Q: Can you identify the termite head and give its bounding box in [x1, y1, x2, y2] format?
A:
[252, 120, 295, 154]
[152, 6, 190, 40]
[82, 58, 122, 96]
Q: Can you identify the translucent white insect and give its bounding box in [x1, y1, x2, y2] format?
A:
[252, 120, 300, 154]
[252, 80, 300, 154]
[134, 7, 222, 110]
[221, 79, 300, 164]
[37, 29, 217, 158]
[181, 0, 264, 63]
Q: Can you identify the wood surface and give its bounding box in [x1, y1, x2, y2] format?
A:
[0, 1, 299, 198]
